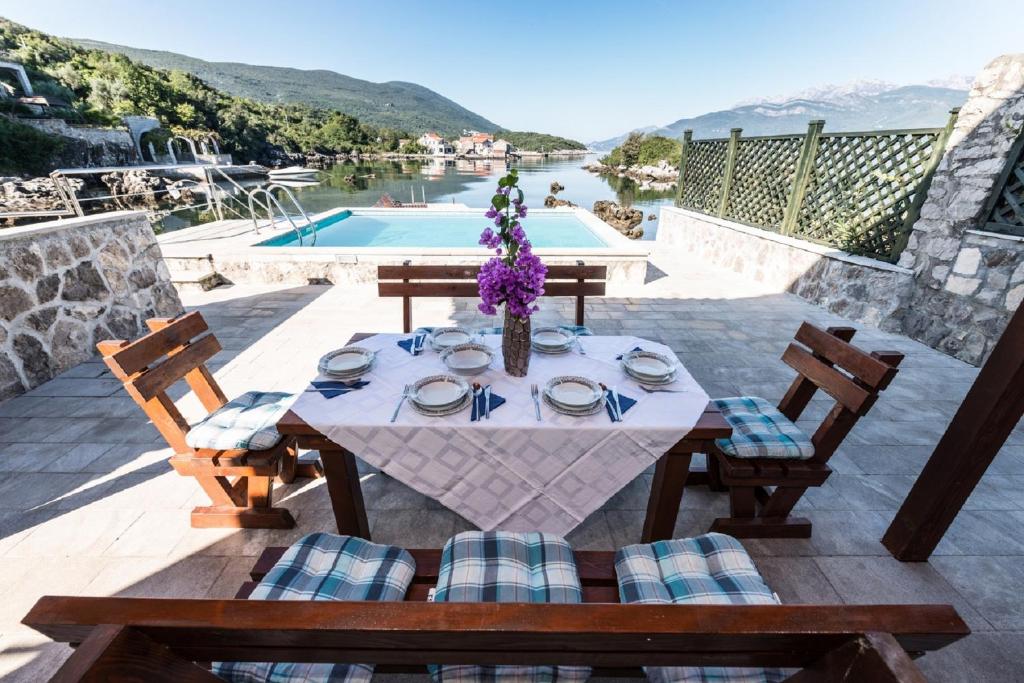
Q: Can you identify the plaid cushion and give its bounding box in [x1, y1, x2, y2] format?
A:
[430, 531, 590, 683]
[185, 390, 294, 451]
[213, 533, 416, 683]
[616, 533, 784, 683]
[712, 397, 814, 460]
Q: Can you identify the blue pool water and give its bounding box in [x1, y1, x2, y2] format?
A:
[258, 211, 609, 248]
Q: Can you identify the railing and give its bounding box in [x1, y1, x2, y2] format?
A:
[983, 130, 1024, 238]
[674, 109, 960, 262]
[246, 184, 316, 246]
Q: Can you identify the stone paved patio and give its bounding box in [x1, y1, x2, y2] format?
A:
[1, 248, 1023, 681]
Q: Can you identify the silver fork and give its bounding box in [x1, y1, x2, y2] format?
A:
[637, 384, 687, 394]
[530, 383, 542, 421]
[390, 384, 412, 422]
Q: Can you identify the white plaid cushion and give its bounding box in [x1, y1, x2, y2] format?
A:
[430, 531, 590, 683]
[213, 533, 416, 683]
[712, 397, 814, 460]
[616, 533, 784, 683]
[185, 390, 294, 451]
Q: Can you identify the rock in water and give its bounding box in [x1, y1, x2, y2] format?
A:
[647, 213, 657, 221]
[550, 181, 565, 194]
[593, 200, 644, 239]
[544, 194, 577, 208]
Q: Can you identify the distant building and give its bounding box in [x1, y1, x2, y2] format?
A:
[455, 132, 513, 158]
[417, 132, 454, 156]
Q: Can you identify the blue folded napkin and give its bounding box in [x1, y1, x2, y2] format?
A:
[616, 346, 643, 360]
[309, 380, 369, 399]
[470, 386, 506, 422]
[604, 389, 636, 422]
[397, 331, 428, 354]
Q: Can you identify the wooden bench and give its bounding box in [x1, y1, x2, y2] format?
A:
[709, 323, 904, 538]
[97, 312, 320, 530]
[377, 261, 607, 333]
[23, 546, 969, 681]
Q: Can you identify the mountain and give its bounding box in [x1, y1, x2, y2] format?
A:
[71, 38, 498, 136]
[589, 81, 969, 150]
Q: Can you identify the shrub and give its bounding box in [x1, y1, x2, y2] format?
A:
[0, 116, 64, 175]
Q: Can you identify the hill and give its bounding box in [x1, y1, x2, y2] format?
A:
[590, 82, 968, 149]
[72, 38, 498, 136]
[496, 130, 586, 152]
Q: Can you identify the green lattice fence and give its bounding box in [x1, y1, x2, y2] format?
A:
[678, 139, 728, 215]
[984, 132, 1024, 238]
[723, 136, 805, 230]
[674, 111, 959, 262]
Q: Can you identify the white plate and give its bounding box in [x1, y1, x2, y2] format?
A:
[441, 344, 493, 375]
[410, 392, 472, 417]
[544, 375, 602, 408]
[532, 328, 573, 348]
[624, 365, 678, 386]
[623, 351, 676, 378]
[318, 347, 375, 378]
[542, 392, 604, 417]
[430, 327, 473, 349]
[411, 374, 470, 408]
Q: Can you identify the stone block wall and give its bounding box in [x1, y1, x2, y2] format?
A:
[0, 211, 183, 399]
[894, 54, 1024, 363]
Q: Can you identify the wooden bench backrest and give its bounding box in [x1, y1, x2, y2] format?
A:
[97, 312, 226, 454]
[778, 323, 904, 465]
[377, 262, 607, 332]
[24, 595, 967, 682]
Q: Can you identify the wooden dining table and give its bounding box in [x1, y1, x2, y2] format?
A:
[277, 332, 732, 544]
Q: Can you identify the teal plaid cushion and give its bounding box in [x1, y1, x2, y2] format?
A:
[712, 397, 814, 460]
[213, 533, 416, 683]
[616, 533, 784, 683]
[430, 531, 590, 683]
[185, 390, 294, 451]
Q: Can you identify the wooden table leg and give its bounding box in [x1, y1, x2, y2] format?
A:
[642, 451, 693, 543]
[318, 447, 371, 540]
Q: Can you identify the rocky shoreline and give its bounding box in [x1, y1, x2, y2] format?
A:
[583, 159, 679, 192]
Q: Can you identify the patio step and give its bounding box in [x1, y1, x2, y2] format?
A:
[164, 254, 228, 291]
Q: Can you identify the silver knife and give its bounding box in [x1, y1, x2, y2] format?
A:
[483, 385, 491, 420]
[611, 386, 623, 422]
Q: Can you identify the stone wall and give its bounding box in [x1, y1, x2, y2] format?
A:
[894, 54, 1024, 363]
[20, 118, 139, 168]
[0, 212, 183, 399]
[657, 207, 916, 329]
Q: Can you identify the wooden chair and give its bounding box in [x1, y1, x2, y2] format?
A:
[377, 261, 606, 333]
[97, 312, 320, 530]
[708, 323, 904, 539]
[23, 544, 968, 681]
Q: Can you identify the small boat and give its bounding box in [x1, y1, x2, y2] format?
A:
[268, 166, 320, 180]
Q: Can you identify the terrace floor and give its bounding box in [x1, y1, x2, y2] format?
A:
[1, 248, 1023, 682]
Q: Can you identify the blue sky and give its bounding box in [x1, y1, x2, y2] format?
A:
[2, 0, 1019, 140]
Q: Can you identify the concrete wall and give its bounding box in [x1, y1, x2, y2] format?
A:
[657, 207, 916, 329]
[0, 211, 183, 399]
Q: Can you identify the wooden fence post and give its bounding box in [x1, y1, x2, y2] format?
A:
[882, 300, 1024, 561]
[781, 119, 825, 236]
[674, 130, 693, 208]
[717, 128, 742, 217]
[888, 108, 961, 262]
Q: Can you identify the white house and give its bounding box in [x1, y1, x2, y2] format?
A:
[417, 132, 454, 156]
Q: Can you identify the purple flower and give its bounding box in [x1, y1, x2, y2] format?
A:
[485, 206, 498, 219]
[518, 205, 528, 218]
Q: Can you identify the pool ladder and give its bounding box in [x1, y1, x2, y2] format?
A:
[247, 184, 317, 246]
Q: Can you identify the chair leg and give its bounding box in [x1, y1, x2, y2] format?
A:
[706, 454, 727, 492]
[710, 483, 813, 539]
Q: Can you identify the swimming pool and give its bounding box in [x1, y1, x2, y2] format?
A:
[258, 210, 609, 248]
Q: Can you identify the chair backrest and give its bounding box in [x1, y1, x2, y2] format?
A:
[97, 312, 226, 454]
[778, 323, 904, 464]
[377, 261, 607, 333]
[23, 595, 967, 682]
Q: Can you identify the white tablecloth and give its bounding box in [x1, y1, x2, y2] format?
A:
[291, 334, 709, 535]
